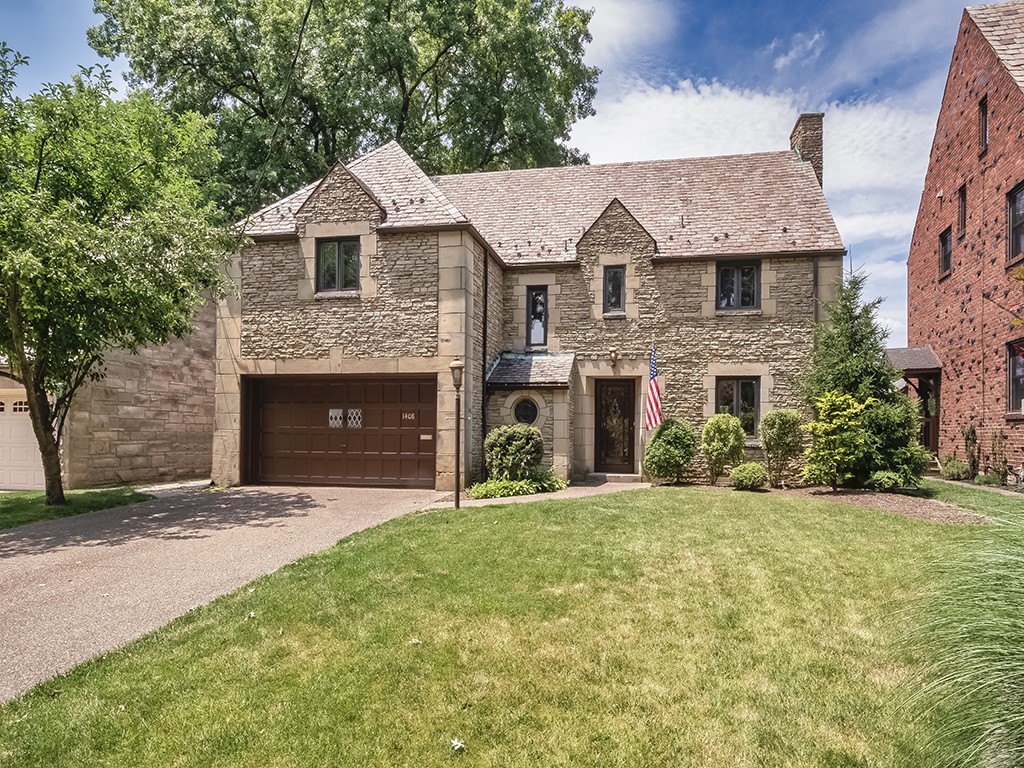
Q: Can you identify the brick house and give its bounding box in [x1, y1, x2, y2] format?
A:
[0, 313, 216, 491]
[212, 113, 845, 490]
[905, 0, 1024, 469]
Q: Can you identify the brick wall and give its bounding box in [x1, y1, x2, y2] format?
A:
[908, 12, 1024, 469]
[62, 302, 216, 487]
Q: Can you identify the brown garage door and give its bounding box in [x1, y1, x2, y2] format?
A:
[249, 376, 437, 488]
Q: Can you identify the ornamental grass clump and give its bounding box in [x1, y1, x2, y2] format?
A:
[701, 413, 745, 483]
[642, 418, 698, 484]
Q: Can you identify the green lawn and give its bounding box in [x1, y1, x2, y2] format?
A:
[0, 486, 153, 530]
[0, 487, 976, 766]
[917, 478, 1024, 521]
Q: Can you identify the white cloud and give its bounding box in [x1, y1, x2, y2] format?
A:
[773, 32, 826, 72]
[584, 0, 682, 73]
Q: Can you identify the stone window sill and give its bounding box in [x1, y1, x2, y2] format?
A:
[1006, 412, 1024, 422]
[603, 311, 627, 319]
[716, 309, 762, 317]
[939, 269, 952, 282]
[315, 290, 361, 300]
[744, 436, 760, 448]
[1006, 254, 1024, 270]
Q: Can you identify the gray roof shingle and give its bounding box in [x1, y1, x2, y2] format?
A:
[887, 346, 942, 372]
[241, 143, 844, 265]
[968, 0, 1024, 91]
[487, 353, 576, 387]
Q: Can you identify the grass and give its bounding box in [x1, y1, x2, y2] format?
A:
[915, 479, 1024, 521]
[0, 486, 153, 530]
[0, 486, 978, 766]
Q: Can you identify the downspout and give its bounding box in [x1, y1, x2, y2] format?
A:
[812, 255, 819, 324]
[481, 253, 489, 443]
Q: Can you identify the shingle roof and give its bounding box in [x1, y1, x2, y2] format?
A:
[887, 346, 942, 372]
[241, 144, 844, 264]
[432, 151, 843, 265]
[487, 352, 576, 387]
[968, 0, 1024, 91]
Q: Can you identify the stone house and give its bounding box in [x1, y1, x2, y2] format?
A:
[0, 314, 216, 491]
[905, 0, 1024, 468]
[213, 113, 845, 490]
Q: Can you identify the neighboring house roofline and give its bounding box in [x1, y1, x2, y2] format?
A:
[652, 247, 848, 263]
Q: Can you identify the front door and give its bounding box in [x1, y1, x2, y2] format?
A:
[595, 379, 635, 473]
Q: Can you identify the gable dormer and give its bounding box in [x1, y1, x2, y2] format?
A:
[576, 198, 657, 258]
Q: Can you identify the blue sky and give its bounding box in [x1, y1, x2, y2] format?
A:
[0, 0, 977, 346]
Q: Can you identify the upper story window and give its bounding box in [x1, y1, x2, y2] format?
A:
[716, 377, 759, 436]
[603, 265, 626, 315]
[1009, 183, 1024, 262]
[527, 286, 547, 347]
[717, 263, 760, 310]
[979, 96, 989, 152]
[1009, 340, 1024, 413]
[317, 238, 360, 292]
[958, 184, 967, 236]
[940, 227, 952, 275]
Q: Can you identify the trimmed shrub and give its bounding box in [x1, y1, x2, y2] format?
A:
[759, 409, 804, 487]
[730, 462, 767, 491]
[484, 424, 544, 481]
[861, 398, 930, 489]
[642, 418, 698, 483]
[941, 457, 972, 481]
[701, 413, 746, 483]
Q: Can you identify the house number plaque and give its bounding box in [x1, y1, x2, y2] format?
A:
[402, 412, 416, 422]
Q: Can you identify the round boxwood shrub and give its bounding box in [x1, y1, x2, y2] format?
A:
[730, 462, 767, 491]
[484, 423, 544, 480]
[701, 413, 746, 483]
[642, 418, 698, 483]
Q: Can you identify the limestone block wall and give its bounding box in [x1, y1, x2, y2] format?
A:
[485, 387, 572, 478]
[62, 302, 216, 488]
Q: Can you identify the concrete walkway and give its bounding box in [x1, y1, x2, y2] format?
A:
[0, 484, 441, 703]
[0, 480, 649, 704]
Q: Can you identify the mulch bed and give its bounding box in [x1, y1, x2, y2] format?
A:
[775, 487, 990, 525]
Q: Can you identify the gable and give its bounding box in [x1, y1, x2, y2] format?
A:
[294, 163, 383, 230]
[577, 198, 656, 256]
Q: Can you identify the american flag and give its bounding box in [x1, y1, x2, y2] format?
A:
[644, 342, 663, 430]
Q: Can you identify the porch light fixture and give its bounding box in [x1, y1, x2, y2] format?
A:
[608, 349, 619, 368]
[450, 358, 465, 509]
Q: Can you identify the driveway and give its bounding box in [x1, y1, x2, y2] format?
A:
[0, 484, 441, 704]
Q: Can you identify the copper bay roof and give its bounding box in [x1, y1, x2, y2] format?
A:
[243, 142, 844, 264]
[968, 0, 1024, 91]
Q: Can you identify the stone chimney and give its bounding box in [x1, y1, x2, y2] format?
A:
[790, 112, 824, 187]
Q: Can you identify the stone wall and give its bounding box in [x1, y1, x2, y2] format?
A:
[62, 302, 216, 487]
[485, 387, 572, 478]
[907, 11, 1024, 468]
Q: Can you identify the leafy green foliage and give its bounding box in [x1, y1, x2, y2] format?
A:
[642, 418, 698, 483]
[484, 424, 544, 481]
[701, 413, 746, 482]
[802, 392, 873, 490]
[467, 470, 567, 499]
[990, 431, 1008, 484]
[974, 473, 1003, 487]
[0, 51, 233, 503]
[729, 462, 767, 491]
[867, 470, 904, 492]
[803, 274, 927, 488]
[758, 409, 804, 487]
[961, 422, 980, 480]
[89, 0, 600, 213]
[940, 457, 972, 481]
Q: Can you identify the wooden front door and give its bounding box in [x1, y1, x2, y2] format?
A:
[595, 379, 636, 473]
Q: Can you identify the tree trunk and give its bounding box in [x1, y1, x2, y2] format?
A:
[38, 430, 65, 506]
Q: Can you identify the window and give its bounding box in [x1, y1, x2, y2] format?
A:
[958, 184, 967, 236]
[717, 263, 760, 310]
[527, 286, 547, 346]
[979, 96, 989, 151]
[12, 400, 29, 413]
[1009, 183, 1024, 262]
[1010, 340, 1024, 413]
[514, 398, 539, 424]
[940, 227, 952, 275]
[603, 265, 626, 314]
[316, 239, 360, 292]
[716, 378, 759, 436]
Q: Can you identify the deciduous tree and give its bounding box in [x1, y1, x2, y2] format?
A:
[0, 49, 232, 504]
[89, 0, 600, 213]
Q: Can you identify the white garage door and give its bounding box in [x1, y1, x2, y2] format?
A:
[0, 388, 46, 490]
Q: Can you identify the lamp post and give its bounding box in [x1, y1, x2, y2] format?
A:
[450, 358, 464, 509]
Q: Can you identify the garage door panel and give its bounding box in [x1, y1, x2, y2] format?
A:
[0, 392, 46, 490]
[253, 376, 436, 488]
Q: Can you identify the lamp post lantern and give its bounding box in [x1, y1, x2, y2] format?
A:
[449, 358, 464, 509]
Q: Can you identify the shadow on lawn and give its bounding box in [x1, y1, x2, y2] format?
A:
[0, 488, 322, 558]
